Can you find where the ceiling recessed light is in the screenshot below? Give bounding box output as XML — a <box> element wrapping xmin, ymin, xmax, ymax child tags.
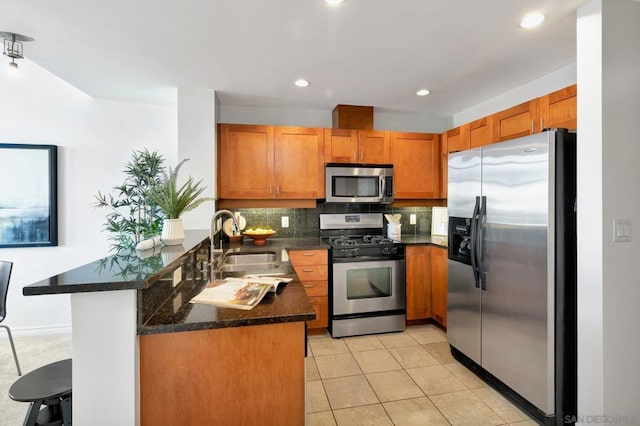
<box><xmin>520</xmin><ymin>12</ymin><xmax>545</xmax><ymax>29</ymax></box>
<box><xmin>295</xmin><ymin>79</ymin><xmax>310</xmax><ymax>88</ymax></box>
<box><xmin>323</xmin><ymin>0</ymin><xmax>345</xmax><ymax>7</ymax></box>
<box><xmin>416</xmin><ymin>89</ymin><xmax>430</xmax><ymax>96</ymax></box>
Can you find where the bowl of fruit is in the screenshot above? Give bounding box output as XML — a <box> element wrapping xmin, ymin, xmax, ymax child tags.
<box><xmin>242</xmin><ymin>227</ymin><xmax>277</xmax><ymax>246</ymax></box>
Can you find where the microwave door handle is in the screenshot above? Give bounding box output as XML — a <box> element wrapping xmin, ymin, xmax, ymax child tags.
<box><xmin>380</xmin><ymin>176</ymin><xmax>385</xmax><ymax>201</ymax></box>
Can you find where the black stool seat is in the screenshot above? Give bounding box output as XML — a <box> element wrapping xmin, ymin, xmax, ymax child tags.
<box><xmin>9</xmin><ymin>359</ymin><xmax>72</xmax><ymax>426</ymax></box>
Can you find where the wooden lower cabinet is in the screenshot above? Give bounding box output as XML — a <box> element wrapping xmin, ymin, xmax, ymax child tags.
<box><xmin>140</xmin><ymin>322</ymin><xmax>306</xmax><ymax>426</ymax></box>
<box><xmin>430</xmin><ymin>246</ymin><xmax>448</xmax><ymax>327</ymax></box>
<box><xmin>406</xmin><ymin>245</ymin><xmax>432</xmax><ymax>320</ymax></box>
<box><xmin>289</xmin><ymin>249</ymin><xmax>329</xmax><ymax>329</ymax></box>
<box><xmin>405</xmin><ymin>245</ymin><xmax>448</xmax><ymax>327</ymax></box>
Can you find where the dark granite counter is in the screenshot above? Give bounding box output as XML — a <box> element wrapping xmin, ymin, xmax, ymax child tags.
<box><xmin>23</xmin><ymin>230</ymin><xmax>211</xmax><ymax>296</ymax></box>
<box><xmin>138</xmin><ymin>236</ymin><xmax>324</xmax><ymax>335</ymax></box>
<box><xmin>399</xmin><ymin>234</ymin><xmax>448</xmax><ymax>248</ymax></box>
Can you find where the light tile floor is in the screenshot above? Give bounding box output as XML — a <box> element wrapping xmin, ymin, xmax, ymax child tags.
<box><xmin>306</xmin><ymin>324</ymin><xmax>539</xmax><ymax>426</ymax></box>
<box><xmin>1</xmin><ymin>326</ymin><xmax>540</xmax><ymax>425</ymax></box>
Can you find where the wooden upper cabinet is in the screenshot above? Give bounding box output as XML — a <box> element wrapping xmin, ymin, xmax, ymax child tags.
<box><xmin>445</xmin><ymin>125</ymin><xmax>470</xmax><ymax>153</ymax></box>
<box><xmin>219</xmin><ymin>124</ymin><xmax>324</xmax><ymax>200</ymax></box>
<box><xmin>539</xmin><ymin>84</ymin><xmax>577</xmax><ymax>131</ymax></box>
<box><xmin>274</xmin><ymin>127</ymin><xmax>325</xmax><ymax>199</ymax></box>
<box><xmin>358</xmin><ymin>130</ymin><xmax>390</xmax><ymax>164</ymax></box>
<box><xmin>218</xmin><ymin>124</ymin><xmax>274</xmax><ymax>199</ymax></box>
<box><xmin>492</xmin><ymin>99</ymin><xmax>540</xmax><ymax>143</ymax></box>
<box><xmin>325</xmin><ymin>129</ymin><xmax>390</xmax><ymax>164</ymax></box>
<box><xmin>325</xmin><ymin>129</ymin><xmax>358</xmax><ymax>163</ymax></box>
<box><xmin>469</xmin><ymin>117</ymin><xmax>493</xmax><ymax>148</ymax></box>
<box><xmin>391</xmin><ymin>132</ymin><xmax>441</xmax><ymax>199</ymax></box>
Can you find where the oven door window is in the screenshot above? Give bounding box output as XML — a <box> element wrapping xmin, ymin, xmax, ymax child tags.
<box><xmin>346</xmin><ymin>267</ymin><xmax>392</xmax><ymax>299</ymax></box>
<box><xmin>332</xmin><ymin>176</ymin><xmax>379</xmax><ymax>198</ymax></box>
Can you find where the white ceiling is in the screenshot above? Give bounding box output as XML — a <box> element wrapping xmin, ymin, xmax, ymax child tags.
<box><xmin>2</xmin><ymin>0</ymin><xmax>587</xmax><ymax>117</ymax></box>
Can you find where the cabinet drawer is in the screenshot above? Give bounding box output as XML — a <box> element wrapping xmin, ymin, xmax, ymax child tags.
<box><xmin>307</xmin><ymin>296</ymin><xmax>328</xmax><ymax>329</ymax></box>
<box><xmin>301</xmin><ymin>280</ymin><xmax>328</xmax><ymax>297</ymax></box>
<box><xmin>293</xmin><ymin>265</ymin><xmax>328</xmax><ymax>282</ymax></box>
<box><xmin>288</xmin><ymin>250</ymin><xmax>328</xmax><ymax>266</ymax></box>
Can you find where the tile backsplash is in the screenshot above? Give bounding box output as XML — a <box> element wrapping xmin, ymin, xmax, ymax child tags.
<box><xmin>234</xmin><ymin>204</ymin><xmax>432</xmax><ymax>238</ymax></box>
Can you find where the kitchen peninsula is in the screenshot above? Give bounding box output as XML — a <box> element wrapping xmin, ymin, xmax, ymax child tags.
<box><xmin>24</xmin><ymin>230</ymin><xmax>317</xmax><ymax>425</ymax></box>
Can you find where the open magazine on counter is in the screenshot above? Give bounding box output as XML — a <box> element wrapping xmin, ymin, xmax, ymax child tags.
<box><xmin>191</xmin><ymin>276</ymin><xmax>293</xmax><ymax>310</ymax></box>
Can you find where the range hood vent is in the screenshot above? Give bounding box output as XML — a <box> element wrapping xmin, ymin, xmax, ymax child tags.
<box><xmin>332</xmin><ymin>105</ymin><xmax>373</xmax><ymax>130</ymax></box>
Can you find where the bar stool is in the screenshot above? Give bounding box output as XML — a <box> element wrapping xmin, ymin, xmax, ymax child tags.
<box><xmin>9</xmin><ymin>358</ymin><xmax>72</xmax><ymax>426</ymax></box>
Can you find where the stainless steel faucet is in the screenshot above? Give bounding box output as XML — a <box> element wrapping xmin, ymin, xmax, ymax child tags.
<box><xmin>210</xmin><ymin>209</ymin><xmax>240</xmax><ymax>255</ymax></box>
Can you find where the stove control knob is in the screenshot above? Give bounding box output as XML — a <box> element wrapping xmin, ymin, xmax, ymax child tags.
<box><xmin>382</xmin><ymin>247</ymin><xmax>391</xmax><ymax>255</ymax></box>
<box><xmin>390</xmin><ymin>246</ymin><xmax>398</xmax><ymax>254</ymax></box>
<box><xmin>351</xmin><ymin>248</ymin><xmax>358</xmax><ymax>257</ymax></box>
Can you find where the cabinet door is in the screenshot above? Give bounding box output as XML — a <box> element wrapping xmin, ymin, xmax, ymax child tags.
<box><xmin>406</xmin><ymin>245</ymin><xmax>432</xmax><ymax>320</ymax></box>
<box><xmin>274</xmin><ymin>127</ymin><xmax>325</xmax><ymax>199</ymax></box>
<box><xmin>391</xmin><ymin>132</ymin><xmax>441</xmax><ymax>199</ymax></box>
<box><xmin>325</xmin><ymin>129</ymin><xmax>358</xmax><ymax>163</ymax></box>
<box><xmin>358</xmin><ymin>130</ymin><xmax>390</xmax><ymax>164</ymax></box>
<box><xmin>445</xmin><ymin>125</ymin><xmax>470</xmax><ymax>153</ymax></box>
<box><xmin>469</xmin><ymin>117</ymin><xmax>493</xmax><ymax>148</ymax></box>
<box><xmin>539</xmin><ymin>84</ymin><xmax>577</xmax><ymax>131</ymax></box>
<box><xmin>218</xmin><ymin>124</ymin><xmax>274</xmax><ymax>199</ymax></box>
<box><xmin>431</xmin><ymin>247</ymin><xmax>448</xmax><ymax>327</ymax></box>
<box><xmin>492</xmin><ymin>100</ymin><xmax>540</xmax><ymax>143</ymax></box>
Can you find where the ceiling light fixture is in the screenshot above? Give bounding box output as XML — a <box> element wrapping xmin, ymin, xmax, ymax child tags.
<box><xmin>295</xmin><ymin>79</ymin><xmax>310</xmax><ymax>88</ymax></box>
<box><xmin>323</xmin><ymin>0</ymin><xmax>345</xmax><ymax>7</ymax></box>
<box><xmin>1</xmin><ymin>31</ymin><xmax>34</xmax><ymax>70</ymax></box>
<box><xmin>416</xmin><ymin>89</ymin><xmax>430</xmax><ymax>96</ymax></box>
<box><xmin>520</xmin><ymin>12</ymin><xmax>545</xmax><ymax>29</ymax></box>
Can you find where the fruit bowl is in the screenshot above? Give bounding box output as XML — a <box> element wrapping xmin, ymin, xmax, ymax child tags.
<box><xmin>242</xmin><ymin>228</ymin><xmax>276</xmax><ymax>246</ymax></box>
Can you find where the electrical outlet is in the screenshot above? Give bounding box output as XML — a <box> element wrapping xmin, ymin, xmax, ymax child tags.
<box><xmin>281</xmin><ymin>249</ymin><xmax>289</xmax><ymax>262</ymax></box>
<box><xmin>281</xmin><ymin>216</ymin><xmax>289</xmax><ymax>228</ymax></box>
<box><xmin>172</xmin><ymin>266</ymin><xmax>182</xmax><ymax>287</ymax></box>
<box><xmin>410</xmin><ymin>214</ymin><xmax>417</xmax><ymax>225</ymax></box>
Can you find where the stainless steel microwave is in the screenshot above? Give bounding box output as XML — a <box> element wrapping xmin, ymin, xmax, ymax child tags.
<box><xmin>325</xmin><ymin>163</ymin><xmax>394</xmax><ymax>204</ymax></box>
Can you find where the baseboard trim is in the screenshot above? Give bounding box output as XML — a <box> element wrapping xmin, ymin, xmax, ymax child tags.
<box><xmin>0</xmin><ymin>325</ymin><xmax>72</xmax><ymax>338</ymax></box>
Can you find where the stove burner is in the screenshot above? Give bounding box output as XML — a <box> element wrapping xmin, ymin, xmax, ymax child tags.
<box><xmin>363</xmin><ymin>235</ymin><xmax>395</xmax><ymax>244</ymax></box>
<box><xmin>330</xmin><ymin>236</ymin><xmax>357</xmax><ymax>246</ymax></box>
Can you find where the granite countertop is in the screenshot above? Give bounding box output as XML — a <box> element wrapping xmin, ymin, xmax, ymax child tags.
<box><xmin>399</xmin><ymin>234</ymin><xmax>448</xmax><ymax>248</ymax></box>
<box><xmin>23</xmin><ymin>230</ymin><xmax>211</xmax><ymax>296</ymax></box>
<box><xmin>138</xmin><ymin>236</ymin><xmax>327</xmax><ymax>335</ymax></box>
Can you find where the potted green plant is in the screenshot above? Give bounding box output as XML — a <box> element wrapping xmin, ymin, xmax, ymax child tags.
<box><xmin>147</xmin><ymin>158</ymin><xmax>213</xmax><ymax>245</ymax></box>
<box><xmin>94</xmin><ymin>149</ymin><xmax>166</xmax><ymax>251</ymax></box>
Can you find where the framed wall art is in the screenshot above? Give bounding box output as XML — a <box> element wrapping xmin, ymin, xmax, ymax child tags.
<box><xmin>0</xmin><ymin>144</ymin><xmax>58</xmax><ymax>247</ymax></box>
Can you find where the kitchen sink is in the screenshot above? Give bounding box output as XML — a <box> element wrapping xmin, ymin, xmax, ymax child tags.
<box><xmin>218</xmin><ymin>251</ymin><xmax>279</xmax><ymax>272</ymax></box>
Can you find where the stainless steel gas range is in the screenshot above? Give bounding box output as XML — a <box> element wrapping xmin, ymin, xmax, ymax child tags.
<box><xmin>320</xmin><ymin>213</ymin><xmax>406</xmax><ymax>338</ymax></box>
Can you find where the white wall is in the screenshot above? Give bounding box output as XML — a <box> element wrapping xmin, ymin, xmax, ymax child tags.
<box><xmin>452</xmin><ymin>64</ymin><xmax>577</xmax><ymax>127</ymax></box>
<box><xmin>220</xmin><ymin>104</ymin><xmax>450</xmax><ymax>133</ymax></box>
<box><xmin>0</xmin><ymin>60</ymin><xmax>176</xmax><ymax>335</ymax></box>
<box><xmin>601</xmin><ymin>0</ymin><xmax>640</xmax><ymax>419</ymax></box>
<box><xmin>577</xmin><ymin>0</ymin><xmax>640</xmax><ymax>421</ymax></box>
<box><xmin>177</xmin><ymin>88</ymin><xmax>217</xmax><ymax>230</ymax></box>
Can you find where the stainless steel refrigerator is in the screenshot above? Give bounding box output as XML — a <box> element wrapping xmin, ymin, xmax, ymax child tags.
<box><xmin>447</xmin><ymin>129</ymin><xmax>577</xmax><ymax>425</ymax></box>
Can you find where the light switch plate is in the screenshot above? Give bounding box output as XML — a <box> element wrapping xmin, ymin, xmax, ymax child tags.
<box><xmin>281</xmin><ymin>249</ymin><xmax>289</xmax><ymax>262</ymax></box>
<box><xmin>410</xmin><ymin>214</ymin><xmax>416</xmax><ymax>225</ymax></box>
<box><xmin>613</xmin><ymin>218</ymin><xmax>632</xmax><ymax>242</ymax></box>
<box><xmin>281</xmin><ymin>216</ymin><xmax>289</xmax><ymax>228</ymax></box>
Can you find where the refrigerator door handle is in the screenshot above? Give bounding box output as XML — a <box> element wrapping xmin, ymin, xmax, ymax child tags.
<box><xmin>470</xmin><ymin>196</ymin><xmax>481</xmax><ymax>288</ymax></box>
<box><xmin>477</xmin><ymin>196</ymin><xmax>487</xmax><ymax>290</ymax></box>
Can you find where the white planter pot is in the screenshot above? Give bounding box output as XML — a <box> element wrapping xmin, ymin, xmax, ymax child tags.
<box><xmin>161</xmin><ymin>218</ymin><xmax>185</xmax><ymax>246</ymax></box>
